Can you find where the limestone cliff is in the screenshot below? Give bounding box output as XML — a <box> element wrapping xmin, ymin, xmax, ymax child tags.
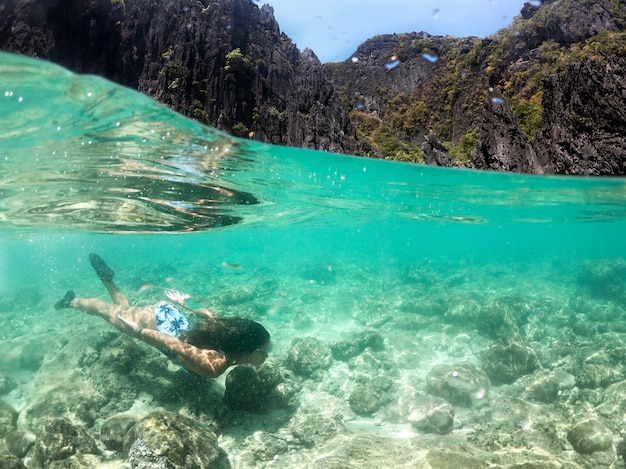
<box><xmin>328</xmin><ymin>0</ymin><xmax>626</xmax><ymax>175</ymax></box>
<box><xmin>2</xmin><ymin>0</ymin><xmax>626</xmax><ymax>174</ymax></box>
<box><xmin>0</xmin><ymin>0</ymin><xmax>358</xmax><ymax>154</ymax></box>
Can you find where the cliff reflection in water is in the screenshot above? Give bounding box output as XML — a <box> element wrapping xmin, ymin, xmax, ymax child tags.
<box><xmin>0</xmin><ymin>52</ymin><xmax>259</xmax><ymax>233</ymax></box>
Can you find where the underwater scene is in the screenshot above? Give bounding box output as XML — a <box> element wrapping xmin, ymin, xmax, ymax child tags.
<box><xmin>1</xmin><ymin>51</ymin><xmax>626</xmax><ymax>468</ymax></box>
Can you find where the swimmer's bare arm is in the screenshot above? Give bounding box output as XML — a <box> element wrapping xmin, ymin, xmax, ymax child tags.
<box><xmin>165</xmin><ymin>289</ymin><xmax>218</xmax><ymax>321</ymax></box>
<box><xmin>183</xmin><ymin>306</ymin><xmax>218</xmax><ymax>321</ymax></box>
<box><xmin>117</xmin><ymin>315</ymin><xmax>228</xmax><ymax>378</ymax></box>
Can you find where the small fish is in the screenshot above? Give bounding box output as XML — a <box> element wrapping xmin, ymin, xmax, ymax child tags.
<box><xmin>221</xmin><ymin>262</ymin><xmax>243</xmax><ymax>270</ymax></box>
<box><xmin>136</xmin><ymin>284</ymin><xmax>152</xmax><ymax>294</ymax></box>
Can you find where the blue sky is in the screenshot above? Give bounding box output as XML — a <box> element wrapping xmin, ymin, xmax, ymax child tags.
<box><xmin>261</xmin><ymin>0</ymin><xmax>531</xmax><ymax>63</ymax></box>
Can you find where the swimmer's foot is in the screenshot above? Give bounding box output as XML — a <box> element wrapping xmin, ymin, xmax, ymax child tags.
<box><xmin>54</xmin><ymin>290</ymin><xmax>75</xmax><ymax>309</ymax></box>
<box><xmin>89</xmin><ymin>253</ymin><xmax>114</xmax><ymax>282</ymax></box>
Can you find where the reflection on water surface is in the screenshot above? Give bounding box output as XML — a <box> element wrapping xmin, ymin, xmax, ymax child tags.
<box><xmin>0</xmin><ymin>52</ymin><xmax>259</xmax><ymax>232</ymax></box>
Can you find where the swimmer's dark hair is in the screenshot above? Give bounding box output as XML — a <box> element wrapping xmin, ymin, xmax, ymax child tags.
<box><xmin>181</xmin><ymin>317</ymin><xmax>269</xmax><ymax>357</ymax></box>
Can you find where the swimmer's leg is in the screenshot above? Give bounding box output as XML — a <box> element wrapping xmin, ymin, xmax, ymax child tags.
<box><xmin>89</xmin><ymin>253</ymin><xmax>129</xmax><ymax>306</ymax></box>
<box><xmin>55</xmin><ymin>292</ymin><xmax>155</xmax><ymax>332</ymax></box>
<box><xmin>55</xmin><ymin>294</ymin><xmax>115</xmax><ymax>317</ymax></box>
<box><xmin>59</xmin><ymin>295</ymin><xmax>129</xmax><ymax>327</ymax></box>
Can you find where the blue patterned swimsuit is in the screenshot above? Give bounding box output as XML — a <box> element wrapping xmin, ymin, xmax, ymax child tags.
<box><xmin>154</xmin><ymin>303</ymin><xmax>191</xmax><ymax>371</ymax></box>
<box><xmin>155</xmin><ymin>303</ymin><xmax>190</xmax><ymax>338</ymax></box>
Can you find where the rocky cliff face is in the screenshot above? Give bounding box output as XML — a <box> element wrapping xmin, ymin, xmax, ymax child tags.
<box><xmin>474</xmin><ymin>54</ymin><xmax>626</xmax><ymax>175</ymax></box>
<box><xmin>2</xmin><ymin>0</ymin><xmax>625</xmax><ymax>174</ymax></box>
<box><xmin>0</xmin><ymin>0</ymin><xmax>358</xmax><ymax>154</ymax></box>
<box><xmin>329</xmin><ymin>0</ymin><xmax>626</xmax><ymax>175</ymax></box>
<box><xmin>534</xmin><ymin>57</ymin><xmax>626</xmax><ymax>175</ymax></box>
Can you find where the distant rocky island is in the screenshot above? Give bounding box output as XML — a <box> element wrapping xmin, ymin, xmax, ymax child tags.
<box><xmin>1</xmin><ymin>0</ymin><xmax>625</xmax><ymax>175</ymax></box>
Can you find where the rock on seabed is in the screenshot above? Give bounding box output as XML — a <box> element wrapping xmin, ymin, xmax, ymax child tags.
<box><xmin>567</xmin><ymin>417</ymin><xmax>613</xmax><ymax>455</ymax></box>
<box><xmin>123</xmin><ymin>411</ymin><xmax>221</xmax><ymax>469</ymax></box>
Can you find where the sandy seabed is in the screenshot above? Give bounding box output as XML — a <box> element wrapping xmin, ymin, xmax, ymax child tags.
<box><xmin>1</xmin><ymin>256</ymin><xmax>626</xmax><ymax>468</ymax></box>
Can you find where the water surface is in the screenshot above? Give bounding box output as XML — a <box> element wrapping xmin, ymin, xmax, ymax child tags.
<box><xmin>1</xmin><ymin>51</ymin><xmax>626</xmax><ymax>467</ymax></box>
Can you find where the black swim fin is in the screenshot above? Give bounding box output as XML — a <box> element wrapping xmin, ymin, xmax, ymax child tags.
<box><xmin>89</xmin><ymin>253</ymin><xmax>114</xmax><ymax>282</ymax></box>
<box><xmin>54</xmin><ymin>290</ymin><xmax>75</xmax><ymax>309</ymax></box>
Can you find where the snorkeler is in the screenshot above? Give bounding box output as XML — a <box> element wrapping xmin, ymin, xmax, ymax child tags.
<box><xmin>54</xmin><ymin>254</ymin><xmax>269</xmax><ymax>378</ymax></box>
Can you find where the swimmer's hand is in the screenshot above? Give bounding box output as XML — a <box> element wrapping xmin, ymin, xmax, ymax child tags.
<box><xmin>165</xmin><ymin>288</ymin><xmax>191</xmax><ymax>307</ymax></box>
<box><xmin>193</xmin><ymin>307</ymin><xmax>219</xmax><ymax>321</ymax></box>
<box><xmin>165</xmin><ymin>288</ymin><xmax>218</xmax><ymax>320</ymax></box>
<box><xmin>116</xmin><ymin>314</ymin><xmax>142</xmax><ymax>335</ymax></box>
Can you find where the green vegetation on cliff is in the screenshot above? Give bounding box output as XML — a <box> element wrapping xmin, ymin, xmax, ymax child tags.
<box><xmin>327</xmin><ymin>0</ymin><xmax>626</xmax><ymax>166</ymax></box>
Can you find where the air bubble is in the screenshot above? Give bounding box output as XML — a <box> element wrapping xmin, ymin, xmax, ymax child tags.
<box><xmin>528</xmin><ymin>0</ymin><xmax>542</xmax><ymax>6</ymax></box>
<box><xmin>488</xmin><ymin>87</ymin><xmax>505</xmax><ymax>104</ymax></box>
<box><xmin>351</xmin><ymin>56</ymin><xmax>359</xmax><ymax>63</ymax></box>
<box><xmin>421</xmin><ymin>52</ymin><xmax>439</xmax><ymax>63</ymax></box>
<box><xmin>385</xmin><ymin>58</ymin><xmax>401</xmax><ymax>70</ymax></box>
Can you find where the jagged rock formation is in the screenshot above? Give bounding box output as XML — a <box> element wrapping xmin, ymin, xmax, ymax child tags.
<box><xmin>327</xmin><ymin>33</ymin><xmax>487</xmax><ymax>163</ymax></box>
<box><xmin>0</xmin><ymin>0</ymin><xmax>358</xmax><ymax>154</ymax></box>
<box><xmin>421</xmin><ymin>132</ymin><xmax>459</xmax><ymax>168</ymax></box>
<box><xmin>329</xmin><ymin>0</ymin><xmax>626</xmax><ymax>174</ymax></box>
<box><xmin>470</xmin><ymin>89</ymin><xmax>546</xmax><ymax>173</ymax></box>
<box><xmin>534</xmin><ymin>57</ymin><xmax>626</xmax><ymax>174</ymax></box>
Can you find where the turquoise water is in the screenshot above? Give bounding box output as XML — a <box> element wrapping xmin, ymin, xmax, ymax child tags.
<box><xmin>2</xmin><ymin>51</ymin><xmax>626</xmax><ymax>466</ymax></box>
<box><xmin>1</xmin><ymin>52</ymin><xmax>624</xmax><ymax>296</ymax></box>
